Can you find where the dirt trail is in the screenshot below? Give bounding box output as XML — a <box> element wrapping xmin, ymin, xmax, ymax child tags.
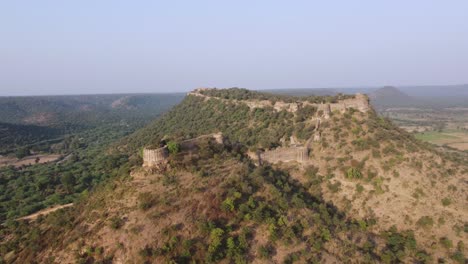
<box><xmin>0</xmin><ymin>154</ymin><xmax>62</xmax><ymax>168</ymax></box>
<box><xmin>18</xmin><ymin>203</ymin><xmax>74</xmax><ymax>221</ymax></box>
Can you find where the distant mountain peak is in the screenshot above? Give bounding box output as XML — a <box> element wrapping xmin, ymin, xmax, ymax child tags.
<box><xmin>369</xmin><ymin>86</ymin><xmax>415</xmax><ymax>109</ymax></box>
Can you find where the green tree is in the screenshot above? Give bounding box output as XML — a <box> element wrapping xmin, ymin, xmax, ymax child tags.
<box><xmin>15</xmin><ymin>147</ymin><xmax>30</xmax><ymax>159</ymax></box>
<box><xmin>167</xmin><ymin>141</ymin><xmax>180</xmax><ymax>154</ymax></box>
<box><xmin>61</xmin><ymin>172</ymin><xmax>76</xmax><ymax>193</ymax></box>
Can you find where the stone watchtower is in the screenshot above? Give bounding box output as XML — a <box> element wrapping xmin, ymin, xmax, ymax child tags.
<box><xmin>143</xmin><ymin>146</ymin><xmax>169</xmax><ymax>167</ymax></box>
<box><xmin>212</xmin><ymin>132</ymin><xmax>224</xmax><ymax>144</ymax></box>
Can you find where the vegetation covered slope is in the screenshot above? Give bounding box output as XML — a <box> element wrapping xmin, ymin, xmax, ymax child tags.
<box><xmin>0</xmin><ymin>94</ymin><xmax>184</xmax><ymax>126</ymax></box>
<box><xmin>120</xmin><ymin>88</ymin><xmax>354</xmax><ymax>151</ymax></box>
<box><xmin>0</xmin><ymin>122</ymin><xmax>62</xmax><ymax>152</ymax></box>
<box><xmin>0</xmin><ymin>94</ymin><xmax>183</xmax><ymax>222</ymax></box>
<box><xmin>121</xmin><ymin>88</ymin><xmax>467</xmax><ymax>261</ymax></box>
<box><xmin>1</xmin><ymin>88</ymin><xmax>466</xmax><ymax>263</ymax></box>
<box><xmin>1</xmin><ymin>140</ymin><xmax>434</xmax><ymax>263</ymax></box>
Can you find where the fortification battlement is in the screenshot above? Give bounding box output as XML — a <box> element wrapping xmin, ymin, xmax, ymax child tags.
<box><xmin>142</xmin><ymin>132</ymin><xmax>224</xmax><ymax>168</ymax></box>
<box><xmin>188</xmin><ymin>88</ymin><xmax>370</xmax><ymax>114</ymax></box>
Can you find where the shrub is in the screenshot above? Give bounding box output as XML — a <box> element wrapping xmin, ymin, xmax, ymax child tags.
<box><xmin>451</xmin><ymin>251</ymin><xmax>465</xmax><ymax>263</ymax></box>
<box><xmin>207</xmin><ymin>228</ymin><xmax>225</xmax><ymax>260</ymax></box>
<box><xmin>416</xmin><ymin>216</ymin><xmax>434</xmax><ymax>229</ymax></box>
<box><xmin>439</xmin><ymin>237</ymin><xmax>453</xmax><ymax>249</ymax></box>
<box><xmin>139</xmin><ymin>245</ymin><xmax>154</xmax><ymax>257</ymax></box>
<box><xmin>327</xmin><ymin>181</ymin><xmax>341</xmax><ymax>193</ymax></box>
<box><xmin>109</xmin><ymin>216</ymin><xmax>124</xmax><ymax>229</ymax></box>
<box><xmin>258</xmin><ymin>244</ymin><xmax>273</xmax><ymax>259</ymax></box>
<box><xmin>162</xmin><ymin>173</ymin><xmax>178</xmax><ymax>186</ymax></box>
<box><xmin>221</xmin><ymin>198</ymin><xmax>235</xmax><ymax>212</ymax></box>
<box><xmin>15</xmin><ymin>147</ymin><xmax>30</xmax><ymax>159</ymax></box>
<box><xmin>356</xmin><ymin>184</ymin><xmax>364</xmax><ymax>194</ymax></box>
<box><xmin>441</xmin><ymin>197</ymin><xmax>452</xmax><ymax>206</ymax></box>
<box><xmin>167</xmin><ymin>141</ymin><xmax>180</xmax><ymax>154</ymax></box>
<box><xmin>138</xmin><ymin>192</ymin><xmax>158</xmax><ymax>210</ymax></box>
<box><xmin>346</xmin><ymin>167</ymin><xmax>363</xmax><ymax>179</ymax></box>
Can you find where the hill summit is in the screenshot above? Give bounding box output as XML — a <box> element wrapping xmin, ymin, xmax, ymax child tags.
<box><xmin>369</xmin><ymin>86</ymin><xmax>416</xmax><ymax>110</ymax></box>
<box><xmin>2</xmin><ymin>88</ymin><xmax>466</xmax><ymax>263</ymax></box>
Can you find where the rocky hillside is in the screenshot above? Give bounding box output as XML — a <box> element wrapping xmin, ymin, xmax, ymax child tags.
<box><xmin>2</xmin><ymin>88</ymin><xmax>466</xmax><ymax>263</ymax></box>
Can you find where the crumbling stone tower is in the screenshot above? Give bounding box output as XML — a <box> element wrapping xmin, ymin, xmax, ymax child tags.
<box><xmin>143</xmin><ymin>146</ymin><xmax>169</xmax><ymax>167</ymax></box>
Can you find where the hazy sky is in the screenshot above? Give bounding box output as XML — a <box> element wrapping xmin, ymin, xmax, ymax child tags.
<box><xmin>1</xmin><ymin>1</ymin><xmax>467</xmax><ymax>95</ymax></box>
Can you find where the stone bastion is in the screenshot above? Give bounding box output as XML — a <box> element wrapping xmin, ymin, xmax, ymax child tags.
<box><xmin>142</xmin><ymin>132</ymin><xmax>224</xmax><ymax>168</ymax></box>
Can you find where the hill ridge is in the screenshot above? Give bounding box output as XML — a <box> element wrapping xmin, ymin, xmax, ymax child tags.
<box><xmin>3</xmin><ymin>88</ymin><xmax>466</xmax><ymax>263</ymax></box>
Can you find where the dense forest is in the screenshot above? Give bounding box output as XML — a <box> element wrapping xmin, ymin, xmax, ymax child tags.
<box><xmin>0</xmin><ymin>123</ymin><xmax>137</xmax><ymax>222</ymax></box>
<box><xmin>0</xmin><ymin>93</ymin><xmax>184</xmax><ymax>222</ymax></box>
<box><xmin>0</xmin><ymin>93</ymin><xmax>184</xmax><ymax>152</ymax></box>
<box><xmin>0</xmin><ymin>122</ymin><xmax>62</xmax><ymax>153</ymax></box>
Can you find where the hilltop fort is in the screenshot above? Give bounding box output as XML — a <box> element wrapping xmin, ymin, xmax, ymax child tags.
<box><xmin>143</xmin><ymin>88</ymin><xmax>370</xmax><ymax>167</ymax></box>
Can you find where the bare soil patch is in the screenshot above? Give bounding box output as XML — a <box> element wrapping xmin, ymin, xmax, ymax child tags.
<box><xmin>0</xmin><ymin>154</ymin><xmax>62</xmax><ymax>168</ymax></box>
<box><xmin>18</xmin><ymin>203</ymin><xmax>74</xmax><ymax>221</ymax></box>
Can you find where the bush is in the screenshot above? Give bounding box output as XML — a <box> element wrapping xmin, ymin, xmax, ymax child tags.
<box><xmin>138</xmin><ymin>192</ymin><xmax>157</xmax><ymax>210</ymax></box>
<box><xmin>139</xmin><ymin>245</ymin><xmax>154</xmax><ymax>257</ymax></box>
<box><xmin>416</xmin><ymin>216</ymin><xmax>434</xmax><ymax>229</ymax></box>
<box><xmin>346</xmin><ymin>167</ymin><xmax>363</xmax><ymax>179</ymax></box>
<box><xmin>207</xmin><ymin>228</ymin><xmax>225</xmax><ymax>261</ymax></box>
<box><xmin>162</xmin><ymin>173</ymin><xmax>178</xmax><ymax>186</ymax></box>
<box><xmin>356</xmin><ymin>184</ymin><xmax>364</xmax><ymax>194</ymax></box>
<box><xmin>221</xmin><ymin>198</ymin><xmax>235</xmax><ymax>212</ymax></box>
<box><xmin>327</xmin><ymin>181</ymin><xmax>341</xmax><ymax>193</ymax></box>
<box><xmin>258</xmin><ymin>244</ymin><xmax>273</xmax><ymax>259</ymax></box>
<box><xmin>451</xmin><ymin>251</ymin><xmax>465</xmax><ymax>263</ymax></box>
<box><xmin>441</xmin><ymin>197</ymin><xmax>452</xmax><ymax>206</ymax></box>
<box><xmin>439</xmin><ymin>237</ymin><xmax>453</xmax><ymax>249</ymax></box>
<box><xmin>167</xmin><ymin>141</ymin><xmax>180</xmax><ymax>154</ymax></box>
<box><xmin>109</xmin><ymin>216</ymin><xmax>124</xmax><ymax>229</ymax></box>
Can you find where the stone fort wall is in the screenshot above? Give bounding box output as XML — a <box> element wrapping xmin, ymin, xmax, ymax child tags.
<box><xmin>255</xmin><ymin>146</ymin><xmax>309</xmax><ymax>165</ymax></box>
<box><xmin>189</xmin><ymin>88</ymin><xmax>370</xmax><ymax>115</ymax></box>
<box><xmin>142</xmin><ymin>133</ymin><xmax>224</xmax><ymax>168</ymax></box>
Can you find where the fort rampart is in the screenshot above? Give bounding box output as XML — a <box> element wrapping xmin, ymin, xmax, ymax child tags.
<box><xmin>142</xmin><ymin>132</ymin><xmax>224</xmax><ymax>168</ymax></box>
<box><xmin>259</xmin><ymin>146</ymin><xmax>309</xmax><ymax>164</ymax></box>
<box><xmin>188</xmin><ymin>88</ymin><xmax>370</xmax><ymax>115</ymax></box>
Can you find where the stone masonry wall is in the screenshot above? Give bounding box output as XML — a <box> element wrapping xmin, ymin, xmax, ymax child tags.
<box><xmin>143</xmin><ymin>146</ymin><xmax>168</xmax><ymax>167</ymax></box>
<box><xmin>189</xmin><ymin>89</ymin><xmax>370</xmax><ymax>114</ymax></box>
<box><xmin>143</xmin><ymin>133</ymin><xmax>224</xmax><ymax>168</ymax></box>
<box><xmin>259</xmin><ymin>146</ymin><xmax>308</xmax><ymax>164</ymax></box>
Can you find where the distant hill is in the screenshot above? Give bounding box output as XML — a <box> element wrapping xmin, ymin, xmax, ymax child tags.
<box><xmin>0</xmin><ymin>93</ymin><xmax>184</xmax><ymax>127</ymax></box>
<box><xmin>399</xmin><ymin>84</ymin><xmax>468</xmax><ymax>97</ymax></box>
<box><xmin>263</xmin><ymin>84</ymin><xmax>468</xmax><ymax>108</ymax></box>
<box><xmin>368</xmin><ymin>86</ymin><xmax>417</xmax><ymax>110</ymax></box>
<box><xmin>0</xmin><ymin>93</ymin><xmax>184</xmax><ymax>155</ymax></box>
